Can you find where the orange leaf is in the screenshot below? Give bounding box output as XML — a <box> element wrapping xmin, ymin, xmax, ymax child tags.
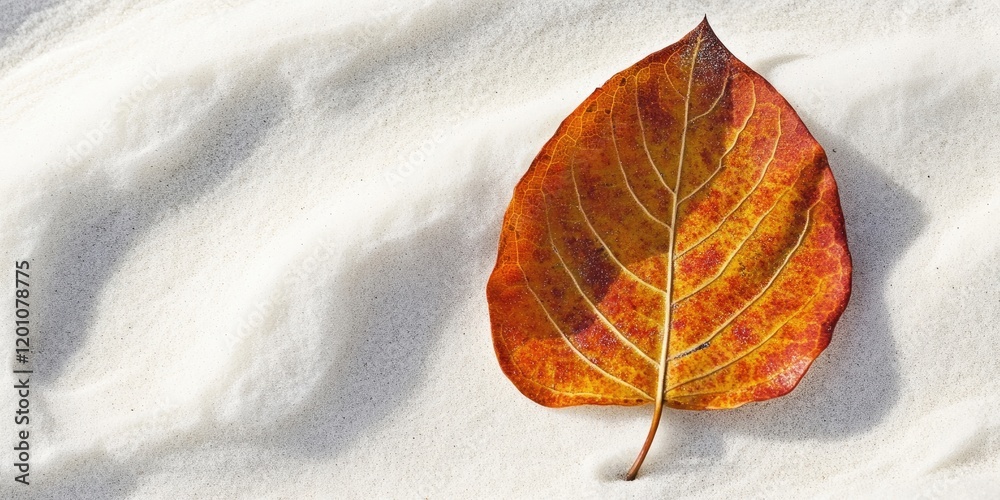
<box><xmin>486</xmin><ymin>18</ymin><xmax>852</xmax><ymax>479</ymax></box>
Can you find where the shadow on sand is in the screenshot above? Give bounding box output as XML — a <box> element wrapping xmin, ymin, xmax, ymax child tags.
<box><xmin>235</xmin><ymin>164</ymin><xmax>501</xmax><ymax>459</ymax></box>
<box><xmin>31</xmin><ymin>74</ymin><xmax>289</xmax><ymax>385</ymax></box>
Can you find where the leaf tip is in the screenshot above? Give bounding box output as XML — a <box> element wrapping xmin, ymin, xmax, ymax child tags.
<box><xmin>696</xmin><ymin>15</ymin><xmax>716</xmax><ymax>38</ymax></box>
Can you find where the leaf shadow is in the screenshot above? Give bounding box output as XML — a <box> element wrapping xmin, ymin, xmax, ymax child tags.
<box><xmin>670</xmin><ymin>125</ymin><xmax>915</xmax><ymax>438</ymax></box>
<box><xmin>563</xmin><ymin>116</ymin><xmax>919</xmax><ymax>475</ymax></box>
<box><xmin>751</xmin><ymin>54</ymin><xmax>809</xmax><ymax>78</ymax></box>
<box><xmin>31</xmin><ymin>74</ymin><xmax>290</xmax><ymax>384</ymax></box>
<box><xmin>542</xmin><ymin>41</ymin><xmax>918</xmax><ymax>475</ymax></box>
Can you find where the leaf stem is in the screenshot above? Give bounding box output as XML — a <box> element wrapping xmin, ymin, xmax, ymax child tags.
<box><xmin>625</xmin><ymin>400</ymin><xmax>663</xmax><ymax>480</ymax></box>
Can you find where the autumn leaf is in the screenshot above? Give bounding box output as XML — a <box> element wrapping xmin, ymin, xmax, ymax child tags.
<box><xmin>485</xmin><ymin>18</ymin><xmax>852</xmax><ymax>480</ymax></box>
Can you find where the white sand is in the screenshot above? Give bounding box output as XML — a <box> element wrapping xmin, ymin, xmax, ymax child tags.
<box><xmin>1</xmin><ymin>0</ymin><xmax>999</xmax><ymax>497</ymax></box>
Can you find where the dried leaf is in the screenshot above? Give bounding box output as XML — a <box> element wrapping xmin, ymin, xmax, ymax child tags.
<box><xmin>486</xmin><ymin>18</ymin><xmax>852</xmax><ymax>479</ymax></box>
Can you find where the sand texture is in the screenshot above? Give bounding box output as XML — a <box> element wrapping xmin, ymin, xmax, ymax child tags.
<box><xmin>1</xmin><ymin>1</ymin><xmax>998</xmax><ymax>498</ymax></box>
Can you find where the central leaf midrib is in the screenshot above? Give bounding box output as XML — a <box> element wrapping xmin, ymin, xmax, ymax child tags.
<box><xmin>658</xmin><ymin>33</ymin><xmax>704</xmax><ymax>402</ymax></box>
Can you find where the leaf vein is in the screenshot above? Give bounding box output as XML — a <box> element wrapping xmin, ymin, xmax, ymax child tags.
<box><xmin>610</xmin><ymin>99</ymin><xmax>673</xmax><ymax>229</ymax></box>
<box><xmin>678</xmin><ymin>81</ymin><xmax>757</xmax><ymax>205</ymax></box>
<box><xmin>519</xmin><ymin>266</ymin><xmax>653</xmax><ymax>399</ymax></box>
<box><xmin>670</xmin><ymin>200</ymin><xmax>818</xmax><ymax>360</ymax></box>
<box><xmin>635</xmin><ymin>89</ymin><xmax>676</xmax><ymax>197</ymax></box>
<box><xmin>673</xmin><ymin>158</ymin><xmax>802</xmax><ymax>304</ymax></box>
<box><xmin>547</xmin><ymin>236</ymin><xmax>659</xmax><ymax>367</ymax></box>
<box><xmin>676</xmin><ymin>108</ymin><xmax>782</xmax><ymax>258</ymax></box>
<box><xmin>570</xmin><ymin>159</ymin><xmax>667</xmax><ymax>296</ymax></box>
<box><xmin>668</xmin><ymin>286</ymin><xmax>821</xmax><ymax>392</ymax></box>
<box><xmin>510</xmin><ymin>193</ymin><xmax>653</xmax><ymax>401</ymax></box>
<box><xmin>687</xmin><ymin>67</ymin><xmax>730</xmax><ymax>124</ymax></box>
